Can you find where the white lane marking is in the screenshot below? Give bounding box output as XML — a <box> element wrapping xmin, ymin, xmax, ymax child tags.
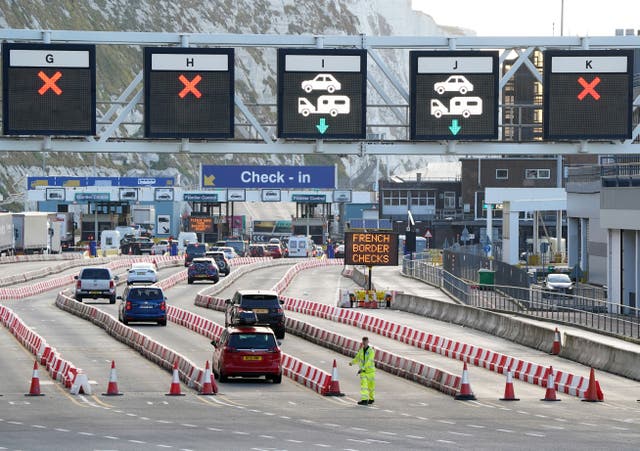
<box><xmin>259</xmin><ymin>435</ymin><xmax>275</xmax><ymax>439</ymax></box>
<box><xmin>249</xmin><ymin>409</ymin><xmax>261</xmax><ymax>413</ymax></box>
<box><xmin>55</xmin><ymin>428</ymin><xmax>70</xmax><ymax>432</ymax></box>
<box><xmin>611</xmin><ymin>426</ymin><xmax>629</xmax><ymax>431</ymax></box>
<box><xmin>314</xmin><ymin>445</ymin><xmax>331</xmax><ymax>448</ymax></box>
<box><xmin>417</xmin><ymin>416</ymin><xmax>429</xmax><ymax>421</ymax></box>
<box><xmin>516</xmin><ymin>411</ymin><xmax>529</xmax><ymax>415</ymax></box>
<box><xmin>181</xmin><ymin>424</ymin><xmax>197</xmax><ymax>428</ymax></box>
<box><xmin>525</xmin><ymin>433</ymin><xmax>546</xmax><ymax>437</ymax></box>
<box><xmin>406</xmin><ymin>435</ymin><xmax>425</xmax><ymax>439</ymax></box>
<box><xmin>467</xmin><ymin>425</ymin><xmax>485</xmax><ymax>429</ymax></box>
<box><xmin>379</xmin><ymin>431</ymin><xmax>397</xmax><ymax>436</ymax></box>
<box><xmin>263</xmin><ymin>412</ymin><xmax>275</xmax><ymax>416</ymax></box>
<box><xmin>496</xmin><ymin>429</ymin><xmax>514</xmax><ymax>433</ymax></box>
<box><xmin>157</xmin><ymin>420</ymin><xmax>173</xmax><ymax>424</ymax></box>
<box><xmin>280</xmin><ymin>416</ymin><xmax>290</xmax><ymax>420</ymax></box>
<box><xmin>351</xmin><ymin>427</ymin><xmax>368</xmax><ymax>431</ymax></box>
<box><xmin>127</xmin><ymin>413</ymin><xmax>138</xmax><ymax>417</ymax></box>
<box><xmin>140</xmin><ymin>417</ymin><xmax>151</xmax><ymax>421</ymax></box>
<box><xmin>104</xmin><ymin>435</ymin><xmax>119</xmax><ymax>439</ymax></box>
<box><xmin>114</xmin><ymin>410</ymin><xmax>124</xmax><ymax>413</ymax></box>
<box><xmin>288</xmin><ymin>401</ymin><xmax>296</xmax><ymax>405</ymax></box>
<box><xmin>157</xmin><ymin>445</ymin><xmax>172</xmax><ymax>448</ymax></box>
<box><xmin>347</xmin><ymin>439</ymin><xmax>369</xmax><ymax>444</ymax></box>
<box><xmin>233</xmin><ymin>431</ymin><xmax>250</xmax><ymax>435</ymax></box>
<box><xmin>78</xmin><ymin>432</ymin><xmax>94</xmax><ymax>436</ymax></box>
<box><xmin>438</xmin><ymin>420</ymin><xmax>456</xmax><ymax>425</ymax></box>
<box><xmin>437</xmin><ymin>440</ymin><xmax>456</xmax><ymax>444</ymax></box>
<box><xmin>535</xmin><ymin>414</ymin><xmax>548</xmax><ymax>418</ymax></box>
<box><xmin>367</xmin><ymin>439</ymin><xmax>390</xmax><ymax>444</ymax></box>
<box><xmin>300</xmin><ymin>419</ymin><xmax>315</xmax><ymax>424</ymax></box>
<box><xmin>32</xmin><ymin>425</ymin><xmax>47</xmax><ymax>429</ymax></box>
<box><xmin>401</xmin><ymin>413</ymin><xmax>411</xmax><ymax>417</ymax></box>
<box><xmin>555</xmin><ymin>418</ymin><xmax>568</xmax><ymax>422</ymax></box>
<box><xmin>383</xmin><ymin>409</ymin><xmax>394</xmax><ymax>413</ymax></box>
<box><xmin>208</xmin><ymin>427</ymin><xmax>223</xmax><ymax>432</ymax></box>
<box><xmin>129</xmin><ymin>440</ymin><xmax>147</xmax><ymax>444</ymax></box>
<box><xmin>287</xmin><ymin>439</ymin><xmax>303</xmax><ymax>443</ymax></box>
<box><xmin>7</xmin><ymin>421</ymin><xmax>23</xmax><ymax>425</ymax></box>
<box><xmin>580</xmin><ymin>422</ymin><xmax>597</xmax><ymax>427</ymax></box>
<box><xmin>449</xmin><ymin>431</ymin><xmax>472</xmax><ymax>437</ymax></box>
<box><xmin>324</xmin><ymin>423</ymin><xmax>340</xmax><ymax>428</ymax></box>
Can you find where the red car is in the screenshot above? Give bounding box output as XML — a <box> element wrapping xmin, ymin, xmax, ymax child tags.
<box><xmin>266</xmin><ymin>244</ymin><xmax>283</xmax><ymax>258</ymax></box>
<box><xmin>212</xmin><ymin>325</ymin><xmax>282</xmax><ymax>383</ymax></box>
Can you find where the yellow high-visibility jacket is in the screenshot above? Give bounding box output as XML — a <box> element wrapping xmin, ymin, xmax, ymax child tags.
<box><xmin>351</xmin><ymin>346</ymin><xmax>375</xmax><ymax>373</ymax></box>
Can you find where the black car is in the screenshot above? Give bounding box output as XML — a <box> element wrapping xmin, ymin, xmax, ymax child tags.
<box><xmin>205</xmin><ymin>250</ymin><xmax>231</xmax><ymax>276</ymax></box>
<box><xmin>184</xmin><ymin>242</ymin><xmax>208</xmax><ymax>267</ymax></box>
<box><xmin>120</xmin><ymin>236</ymin><xmax>154</xmax><ymax>255</ymax></box>
<box><xmin>225</xmin><ymin>290</ymin><xmax>285</xmax><ymax>339</ymax></box>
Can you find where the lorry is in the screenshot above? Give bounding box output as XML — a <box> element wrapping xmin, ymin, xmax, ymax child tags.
<box><xmin>0</xmin><ymin>212</ymin><xmax>15</xmax><ymax>255</ymax></box>
<box><xmin>131</xmin><ymin>205</ymin><xmax>156</xmax><ymax>236</ymax></box>
<box><xmin>12</xmin><ymin>212</ymin><xmax>52</xmax><ymax>254</ymax></box>
<box><xmin>54</xmin><ymin>212</ymin><xmax>75</xmax><ymax>250</ymax></box>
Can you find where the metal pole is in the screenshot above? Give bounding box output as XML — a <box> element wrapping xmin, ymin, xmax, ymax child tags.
<box><xmin>560</xmin><ymin>0</ymin><xmax>565</xmax><ymax>36</ymax></box>
<box><xmin>368</xmin><ymin>266</ymin><xmax>373</xmax><ymax>291</ymax></box>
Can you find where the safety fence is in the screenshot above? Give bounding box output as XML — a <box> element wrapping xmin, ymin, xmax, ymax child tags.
<box><xmin>404</xmin><ymin>258</ymin><xmax>640</xmax><ymax>341</ymax></box>
<box><xmin>0</xmin><ymin>252</ymin><xmax>84</xmax><ymax>265</ymax></box>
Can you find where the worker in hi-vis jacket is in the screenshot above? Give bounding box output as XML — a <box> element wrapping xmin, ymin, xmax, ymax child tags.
<box><xmin>349</xmin><ymin>336</ymin><xmax>375</xmax><ymax>405</ymax></box>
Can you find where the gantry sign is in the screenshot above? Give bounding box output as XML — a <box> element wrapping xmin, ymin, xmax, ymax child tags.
<box><xmin>543</xmin><ymin>50</ymin><xmax>633</xmax><ymax>140</ymax></box>
<box><xmin>144</xmin><ymin>47</ymin><xmax>234</xmax><ymax>138</ymax></box>
<box><xmin>2</xmin><ymin>43</ymin><xmax>96</xmax><ymax>135</ymax></box>
<box><xmin>410</xmin><ymin>51</ymin><xmax>499</xmax><ymax>140</ymax></box>
<box><xmin>277</xmin><ymin>49</ymin><xmax>367</xmax><ymax>139</ymax></box>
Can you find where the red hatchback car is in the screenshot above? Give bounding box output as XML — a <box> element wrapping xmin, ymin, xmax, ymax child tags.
<box><xmin>212</xmin><ymin>325</ymin><xmax>282</xmax><ymax>383</ymax></box>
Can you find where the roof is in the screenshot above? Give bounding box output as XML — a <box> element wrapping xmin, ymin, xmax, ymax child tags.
<box><xmin>389</xmin><ymin>161</ymin><xmax>461</xmax><ymax>182</ymax></box>
<box><xmin>236</xmin><ymin>289</ymin><xmax>278</xmax><ymax>296</ymax></box>
<box><xmin>227</xmin><ymin>325</ymin><xmax>276</xmax><ymax>334</ymax></box>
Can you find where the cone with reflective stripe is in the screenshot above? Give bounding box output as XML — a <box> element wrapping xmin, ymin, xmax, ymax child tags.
<box><xmin>541</xmin><ymin>366</ymin><xmax>561</xmax><ymax>401</ymax></box>
<box><xmin>499</xmin><ymin>367</ymin><xmax>519</xmax><ymax>401</ymax></box>
<box><xmin>581</xmin><ymin>367</ymin><xmax>603</xmax><ymax>402</ymax></box>
<box><xmin>25</xmin><ymin>361</ymin><xmax>45</xmax><ymax>397</ymax></box>
<box><xmin>454</xmin><ymin>362</ymin><xmax>476</xmax><ymax>400</ymax></box>
<box><xmin>551</xmin><ymin>327</ymin><xmax>561</xmax><ymax>355</ymax></box>
<box><xmin>198</xmin><ymin>361</ymin><xmax>217</xmax><ymax>395</ymax></box>
<box><xmin>102</xmin><ymin>360</ymin><xmax>123</xmax><ymax>396</ymax></box>
<box><xmin>324</xmin><ymin>359</ymin><xmax>345</xmax><ymax>396</ymax></box>
<box><xmin>165</xmin><ymin>361</ymin><xmax>185</xmax><ymax>396</ymax></box>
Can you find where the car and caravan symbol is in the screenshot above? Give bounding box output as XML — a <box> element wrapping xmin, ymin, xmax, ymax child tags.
<box><xmin>138</xmin><ymin>178</ymin><xmax>157</xmax><ymax>186</ymax></box>
<box><xmin>301</xmin><ymin>73</ymin><xmax>342</xmax><ymax>93</ymax></box>
<box><xmin>434</xmin><ymin>75</ymin><xmax>474</xmax><ymax>95</ymax></box>
<box><xmin>430</xmin><ymin>97</ymin><xmax>483</xmax><ymax>118</ymax></box>
<box><xmin>298</xmin><ymin>96</ymin><xmax>351</xmax><ymax>117</ymax></box>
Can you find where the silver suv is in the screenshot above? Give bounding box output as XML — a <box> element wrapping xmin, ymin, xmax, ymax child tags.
<box><xmin>74</xmin><ymin>267</ymin><xmax>118</xmax><ymax>303</ymax></box>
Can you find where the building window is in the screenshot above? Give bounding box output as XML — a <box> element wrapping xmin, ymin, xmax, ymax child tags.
<box><xmin>525</xmin><ymin>168</ymin><xmax>551</xmax><ymax>179</ymax></box>
<box><xmin>382</xmin><ymin>190</ymin><xmax>408</xmax><ymax>206</ymax></box>
<box><xmin>410</xmin><ymin>191</ymin><xmax>428</xmax><ymax>206</ymax></box>
<box><xmin>496</xmin><ymin>169</ymin><xmax>509</xmax><ymax>180</ymax></box>
<box><xmin>426</xmin><ymin>192</ymin><xmax>436</xmax><ymax>206</ymax></box>
<box><xmin>443</xmin><ymin>191</ymin><xmax>456</xmax><ymax>209</ymax></box>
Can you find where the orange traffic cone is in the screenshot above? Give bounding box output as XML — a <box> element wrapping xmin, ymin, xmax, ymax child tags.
<box><xmin>454</xmin><ymin>362</ymin><xmax>476</xmax><ymax>400</ymax></box>
<box><xmin>551</xmin><ymin>328</ymin><xmax>561</xmax><ymax>355</ymax></box>
<box><xmin>198</xmin><ymin>361</ymin><xmax>217</xmax><ymax>396</ymax></box>
<box><xmin>25</xmin><ymin>361</ymin><xmax>45</xmax><ymax>397</ymax></box>
<box><xmin>165</xmin><ymin>361</ymin><xmax>185</xmax><ymax>396</ymax></box>
<box><xmin>499</xmin><ymin>367</ymin><xmax>520</xmax><ymax>401</ymax></box>
<box><xmin>102</xmin><ymin>360</ymin><xmax>123</xmax><ymax>396</ymax></box>
<box><xmin>541</xmin><ymin>366</ymin><xmax>561</xmax><ymax>401</ymax></box>
<box><xmin>324</xmin><ymin>359</ymin><xmax>345</xmax><ymax>397</ymax></box>
<box><xmin>581</xmin><ymin>368</ymin><xmax>603</xmax><ymax>402</ymax></box>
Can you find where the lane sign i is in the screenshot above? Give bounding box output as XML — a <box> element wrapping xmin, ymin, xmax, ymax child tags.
<box><xmin>277</xmin><ymin>48</ymin><xmax>367</xmax><ymax>140</ymax></box>
<box><xmin>2</xmin><ymin>43</ymin><xmax>96</xmax><ymax>136</ymax></box>
<box><xmin>144</xmin><ymin>47</ymin><xmax>234</xmax><ymax>139</ymax></box>
<box><xmin>410</xmin><ymin>51</ymin><xmax>499</xmax><ymax>141</ymax></box>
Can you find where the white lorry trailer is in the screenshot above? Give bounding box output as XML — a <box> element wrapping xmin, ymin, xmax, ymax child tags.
<box><xmin>12</xmin><ymin>212</ymin><xmax>50</xmax><ymax>254</ymax></box>
<box><xmin>0</xmin><ymin>212</ymin><xmax>15</xmax><ymax>255</ymax></box>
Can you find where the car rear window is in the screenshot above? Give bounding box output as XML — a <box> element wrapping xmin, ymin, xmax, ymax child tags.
<box><xmin>229</xmin><ymin>333</ymin><xmax>276</xmax><ymax>349</ymax></box>
<box><xmin>129</xmin><ymin>288</ymin><xmax>163</xmax><ymax>300</ymax></box>
<box><xmin>239</xmin><ymin>294</ymin><xmax>280</xmax><ymax>308</ymax></box>
<box><xmin>186</xmin><ymin>244</ymin><xmax>206</xmax><ymax>256</ymax></box>
<box><xmin>81</xmin><ymin>268</ymin><xmax>111</xmax><ymax>279</ymax></box>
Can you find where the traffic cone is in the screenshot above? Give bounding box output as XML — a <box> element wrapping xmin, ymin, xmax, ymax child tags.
<box><xmin>198</xmin><ymin>361</ymin><xmax>217</xmax><ymax>396</ymax></box>
<box><xmin>454</xmin><ymin>362</ymin><xmax>476</xmax><ymax>400</ymax></box>
<box><xmin>551</xmin><ymin>328</ymin><xmax>561</xmax><ymax>355</ymax></box>
<box><xmin>541</xmin><ymin>366</ymin><xmax>561</xmax><ymax>401</ymax></box>
<box><xmin>324</xmin><ymin>359</ymin><xmax>345</xmax><ymax>396</ymax></box>
<box><xmin>165</xmin><ymin>361</ymin><xmax>185</xmax><ymax>396</ymax></box>
<box><xmin>102</xmin><ymin>360</ymin><xmax>123</xmax><ymax>396</ymax></box>
<box><xmin>499</xmin><ymin>367</ymin><xmax>520</xmax><ymax>401</ymax></box>
<box><xmin>581</xmin><ymin>368</ymin><xmax>603</xmax><ymax>402</ymax></box>
<box><xmin>25</xmin><ymin>361</ymin><xmax>45</xmax><ymax>396</ymax></box>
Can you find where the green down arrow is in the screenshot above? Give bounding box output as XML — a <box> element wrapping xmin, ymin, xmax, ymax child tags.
<box><xmin>449</xmin><ymin>119</ymin><xmax>461</xmax><ymax>135</ymax></box>
<box><xmin>316</xmin><ymin>118</ymin><xmax>329</xmax><ymax>134</ymax></box>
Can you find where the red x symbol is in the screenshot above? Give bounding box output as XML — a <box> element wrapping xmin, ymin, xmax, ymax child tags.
<box><xmin>38</xmin><ymin>71</ymin><xmax>62</xmax><ymax>96</ymax></box>
<box><xmin>577</xmin><ymin>76</ymin><xmax>601</xmax><ymax>101</ymax></box>
<box><xmin>178</xmin><ymin>74</ymin><xmax>202</xmax><ymax>99</ymax></box>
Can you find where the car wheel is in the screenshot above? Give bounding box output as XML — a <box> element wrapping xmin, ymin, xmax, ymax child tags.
<box><xmin>158</xmin><ymin>319</ymin><xmax>167</xmax><ymax>326</ymax></box>
<box><xmin>121</xmin><ymin>316</ymin><xmax>128</xmax><ymax>325</ymax></box>
<box><xmin>75</xmin><ymin>295</ymin><xmax>83</xmax><ymax>303</ymax></box>
<box><xmin>225</xmin><ymin>271</ymin><xmax>230</xmax><ymax>276</ymax></box>
<box><xmin>213</xmin><ymin>277</ymin><xmax>220</xmax><ymax>284</ymax></box>
<box><xmin>110</xmin><ymin>295</ymin><xmax>116</xmax><ymax>304</ymax></box>
<box><xmin>219</xmin><ymin>368</ymin><xmax>228</xmax><ymax>383</ymax></box>
<box><xmin>271</xmin><ymin>374</ymin><xmax>282</xmax><ymax>384</ymax></box>
<box><xmin>188</xmin><ymin>278</ymin><xmax>193</xmax><ymax>284</ymax></box>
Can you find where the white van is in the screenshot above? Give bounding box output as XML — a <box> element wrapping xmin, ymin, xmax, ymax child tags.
<box><xmin>177</xmin><ymin>232</ymin><xmax>198</xmax><ymax>253</ymax></box>
<box><xmin>287</xmin><ymin>235</ymin><xmax>314</xmax><ymax>258</ymax></box>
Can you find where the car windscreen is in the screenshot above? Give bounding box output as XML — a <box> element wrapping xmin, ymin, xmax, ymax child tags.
<box><xmin>81</xmin><ymin>268</ymin><xmax>110</xmax><ymax>279</ymax></box>
<box><xmin>239</xmin><ymin>295</ymin><xmax>280</xmax><ymax>308</ymax></box>
<box><xmin>228</xmin><ymin>333</ymin><xmax>276</xmax><ymax>349</ymax></box>
<box><xmin>192</xmin><ymin>262</ymin><xmax>212</xmax><ymax>270</ymax></box>
<box><xmin>186</xmin><ymin>245</ymin><xmax>206</xmax><ymax>256</ymax></box>
<box><xmin>128</xmin><ymin>288</ymin><xmax>163</xmax><ymax>300</ymax></box>
<box><xmin>548</xmin><ymin>274</ymin><xmax>571</xmax><ymax>283</ymax></box>
<box><xmin>225</xmin><ymin>241</ymin><xmax>245</xmax><ymax>253</ymax></box>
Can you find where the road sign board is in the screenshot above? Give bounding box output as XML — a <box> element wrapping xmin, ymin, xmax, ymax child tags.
<box><xmin>144</xmin><ymin>47</ymin><xmax>234</xmax><ymax>138</ymax></box>
<box><xmin>2</xmin><ymin>43</ymin><xmax>96</xmax><ymax>136</ymax></box>
<box><xmin>277</xmin><ymin>49</ymin><xmax>366</xmax><ymax>139</ymax></box>
<box><xmin>425</xmin><ymin>229</ymin><xmax>432</xmax><ymax>238</ymax></box>
<box><xmin>543</xmin><ymin>50</ymin><xmax>633</xmax><ymax>140</ymax></box>
<box><xmin>201</xmin><ymin>165</ymin><xmax>335</xmax><ymax>189</ymax></box>
<box><xmin>291</xmin><ymin>194</ymin><xmax>327</xmax><ymax>203</ymax></box>
<box><xmin>410</xmin><ymin>51</ymin><xmax>498</xmax><ymax>140</ymax></box>
<box><xmin>344</xmin><ymin>231</ymin><xmax>399</xmax><ymax>266</ymax></box>
<box><xmin>184</xmin><ymin>192</ymin><xmax>219</xmax><ymax>202</ymax></box>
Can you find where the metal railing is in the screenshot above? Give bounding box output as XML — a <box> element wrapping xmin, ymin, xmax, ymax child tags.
<box><xmin>402</xmin><ymin>257</ymin><xmax>640</xmax><ymax>340</ymax></box>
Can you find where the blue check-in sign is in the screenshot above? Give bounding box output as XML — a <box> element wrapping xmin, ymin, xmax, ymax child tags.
<box><xmin>201</xmin><ymin>165</ymin><xmax>335</xmax><ymax>189</ymax></box>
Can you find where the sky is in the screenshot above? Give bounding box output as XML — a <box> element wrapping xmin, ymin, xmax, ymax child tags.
<box><xmin>412</xmin><ymin>0</ymin><xmax>640</xmax><ymax>36</ymax></box>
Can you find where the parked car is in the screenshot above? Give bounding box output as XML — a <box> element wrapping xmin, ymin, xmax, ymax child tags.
<box><xmin>118</xmin><ymin>286</ymin><xmax>167</xmax><ymax>326</ymax></box>
<box><xmin>225</xmin><ymin>290</ymin><xmax>285</xmax><ymax>339</ymax></box>
<box><xmin>184</xmin><ymin>242</ymin><xmax>208</xmax><ymax>267</ymax></box>
<box><xmin>211</xmin><ymin>323</ymin><xmax>282</xmax><ymax>383</ymax></box>
<box><xmin>126</xmin><ymin>262</ymin><xmax>158</xmax><ymax>285</ymax></box>
<box><xmin>74</xmin><ymin>267</ymin><xmax>118</xmax><ymax>304</ymax></box>
<box><xmin>187</xmin><ymin>258</ymin><xmax>220</xmax><ymax>284</ymax></box>
<box><xmin>205</xmin><ymin>250</ymin><xmax>231</xmax><ymax>276</ymax></box>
